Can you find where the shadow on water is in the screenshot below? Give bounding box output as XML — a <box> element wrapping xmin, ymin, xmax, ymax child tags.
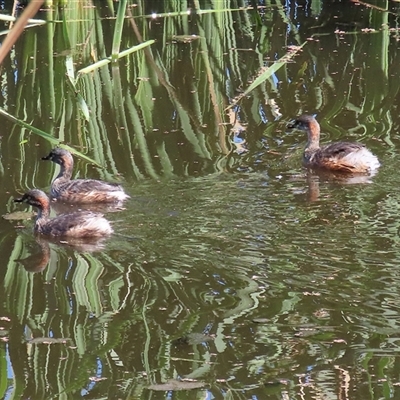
<box><xmin>2</xmin><ymin>0</ymin><xmax>400</xmax><ymax>399</ymax></box>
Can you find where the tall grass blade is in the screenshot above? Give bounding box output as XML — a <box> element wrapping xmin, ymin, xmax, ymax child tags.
<box><xmin>77</xmin><ymin>40</ymin><xmax>155</xmax><ymax>76</ymax></box>
<box><xmin>0</xmin><ymin>108</ymin><xmax>100</xmax><ymax>165</ymax></box>
<box><xmin>111</xmin><ymin>0</ymin><xmax>127</xmax><ymax>62</ymax></box>
<box><xmin>65</xmin><ymin>63</ymin><xmax>91</xmax><ymax>121</ymax></box>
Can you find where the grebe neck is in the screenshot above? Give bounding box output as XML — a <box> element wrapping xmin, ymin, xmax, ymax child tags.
<box><xmin>36</xmin><ymin>203</ymin><xmax>50</xmax><ymax>220</ymax></box>
<box><xmin>57</xmin><ymin>161</ymin><xmax>73</xmax><ymax>181</ymax></box>
<box><xmin>305</xmin><ymin>120</ymin><xmax>321</xmax><ymax>152</ymax></box>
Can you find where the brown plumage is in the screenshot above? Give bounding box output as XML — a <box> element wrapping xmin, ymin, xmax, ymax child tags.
<box><xmin>14</xmin><ymin>189</ymin><xmax>113</xmax><ymax>237</ymax></box>
<box><xmin>288</xmin><ymin>115</ymin><xmax>380</xmax><ymax>174</ymax></box>
<box><xmin>42</xmin><ymin>148</ymin><xmax>130</xmax><ymax>203</ymax></box>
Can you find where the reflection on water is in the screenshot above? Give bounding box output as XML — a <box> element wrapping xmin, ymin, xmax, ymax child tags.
<box><xmin>14</xmin><ymin>236</ymin><xmax>51</xmax><ymax>273</ymax></box>
<box><xmin>5</xmin><ymin>172</ymin><xmax>400</xmax><ymax>399</ymax></box>
<box><xmin>2</xmin><ymin>1</ymin><xmax>400</xmax><ymax>399</ymax></box>
<box><xmin>15</xmin><ymin>235</ymin><xmax>111</xmax><ymax>273</ymax></box>
<box><xmin>303</xmin><ymin>169</ymin><xmax>379</xmax><ymax>201</ymax></box>
<box><xmin>6</xmin><ymin>169</ymin><xmax>389</xmax><ymax>398</ymax></box>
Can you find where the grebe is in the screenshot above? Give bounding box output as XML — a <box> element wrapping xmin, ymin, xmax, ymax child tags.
<box><xmin>42</xmin><ymin>148</ymin><xmax>129</xmax><ymax>203</ymax></box>
<box><xmin>14</xmin><ymin>189</ymin><xmax>113</xmax><ymax>237</ymax></box>
<box><xmin>288</xmin><ymin>115</ymin><xmax>380</xmax><ymax>173</ymax></box>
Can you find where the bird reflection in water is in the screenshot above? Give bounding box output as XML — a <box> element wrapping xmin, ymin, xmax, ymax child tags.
<box><xmin>15</xmin><ymin>235</ymin><xmax>108</xmax><ymax>273</ymax></box>
<box><xmin>305</xmin><ymin>168</ymin><xmax>378</xmax><ymax>202</ymax></box>
<box><xmin>287</xmin><ymin>168</ymin><xmax>378</xmax><ymax>203</ymax></box>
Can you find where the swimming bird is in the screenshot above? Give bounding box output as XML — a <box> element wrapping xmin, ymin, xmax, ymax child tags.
<box><xmin>14</xmin><ymin>189</ymin><xmax>114</xmax><ymax>237</ymax></box>
<box><xmin>288</xmin><ymin>115</ymin><xmax>380</xmax><ymax>174</ymax></box>
<box><xmin>42</xmin><ymin>148</ymin><xmax>130</xmax><ymax>203</ymax></box>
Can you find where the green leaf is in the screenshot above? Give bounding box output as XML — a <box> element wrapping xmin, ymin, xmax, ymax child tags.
<box><xmin>0</xmin><ymin>108</ymin><xmax>100</xmax><ymax>166</ymax></box>
<box><xmin>227</xmin><ymin>42</ymin><xmax>308</xmax><ymax>109</ymax></box>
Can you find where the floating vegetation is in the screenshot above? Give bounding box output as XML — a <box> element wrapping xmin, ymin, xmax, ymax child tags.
<box><xmin>148</xmin><ymin>379</ymin><xmax>206</xmax><ymax>391</ymax></box>
<box><xmin>172</xmin><ymin>332</ymin><xmax>215</xmax><ymax>346</ymax></box>
<box><xmin>2</xmin><ymin>211</ymin><xmax>34</xmax><ymax>220</ymax></box>
<box><xmin>170</xmin><ymin>34</ymin><xmax>201</xmax><ymax>43</ymax></box>
<box><xmin>29</xmin><ymin>337</ymin><xmax>72</xmax><ymax>345</ymax></box>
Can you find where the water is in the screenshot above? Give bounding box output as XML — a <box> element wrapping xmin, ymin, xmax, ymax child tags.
<box><xmin>1</xmin><ymin>0</ymin><xmax>400</xmax><ymax>399</ymax></box>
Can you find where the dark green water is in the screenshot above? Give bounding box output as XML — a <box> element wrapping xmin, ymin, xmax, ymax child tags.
<box><xmin>1</xmin><ymin>0</ymin><xmax>400</xmax><ymax>399</ymax></box>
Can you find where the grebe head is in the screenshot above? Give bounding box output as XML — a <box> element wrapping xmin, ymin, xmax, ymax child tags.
<box><xmin>14</xmin><ymin>189</ymin><xmax>50</xmax><ymax>210</ymax></box>
<box><xmin>288</xmin><ymin>115</ymin><xmax>321</xmax><ymax>150</ymax></box>
<box><xmin>42</xmin><ymin>148</ymin><xmax>74</xmax><ymax>167</ymax></box>
<box><xmin>288</xmin><ymin>115</ymin><xmax>319</xmax><ymax>132</ymax></box>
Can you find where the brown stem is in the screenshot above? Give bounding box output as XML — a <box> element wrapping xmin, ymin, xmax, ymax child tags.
<box><xmin>0</xmin><ymin>0</ymin><xmax>45</xmax><ymax>65</ymax></box>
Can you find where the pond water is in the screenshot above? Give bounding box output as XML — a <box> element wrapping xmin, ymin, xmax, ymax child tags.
<box><xmin>1</xmin><ymin>0</ymin><xmax>400</xmax><ymax>399</ymax></box>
